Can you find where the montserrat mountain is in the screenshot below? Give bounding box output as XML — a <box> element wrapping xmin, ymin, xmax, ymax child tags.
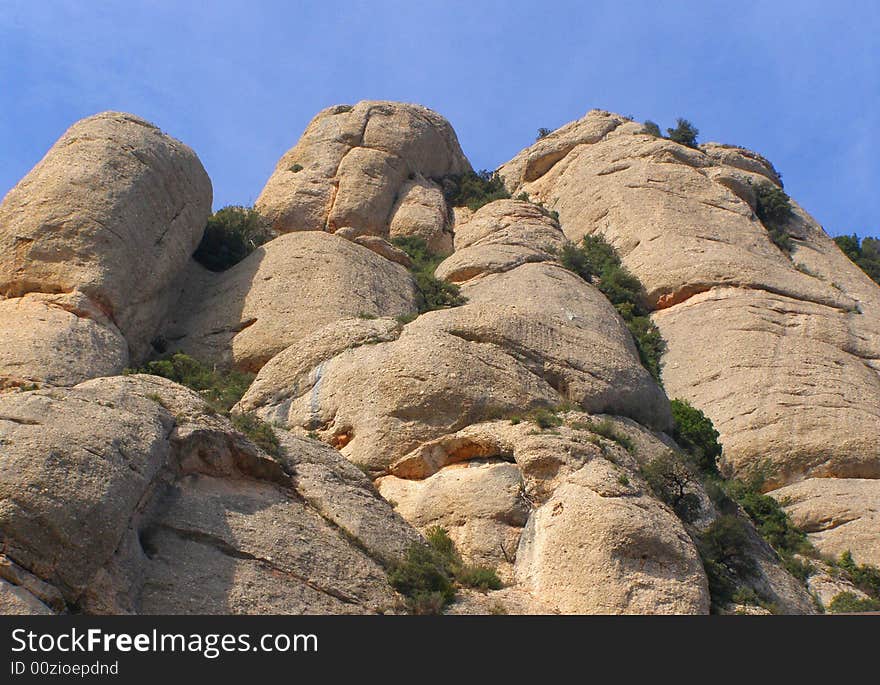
<box><xmin>0</xmin><ymin>102</ymin><xmax>877</xmax><ymax>615</ymax></box>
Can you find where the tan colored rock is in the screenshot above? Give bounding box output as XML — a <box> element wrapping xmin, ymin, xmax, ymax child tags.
<box><xmin>499</xmin><ymin>108</ymin><xmax>880</xmax><ymax>490</ymax></box>
<box><xmin>437</xmin><ymin>262</ymin><xmax>671</xmax><ymax>428</ymax></box>
<box><xmin>436</xmin><ymin>200</ymin><xmax>564</xmax><ymax>282</ymax></box>
<box><xmin>255</xmin><ymin>101</ymin><xmax>469</xmax><ymax>236</ymax></box>
<box><xmin>0</xmin><ymin>375</ymin><xmax>420</xmax><ymax>614</ymax></box>
<box><xmin>444</xmin><ymin>587</ymin><xmax>557</xmax><ymax>615</ymax></box>
<box><xmin>514</xmin><ymin>457</ymin><xmax>709</xmax><ymax>614</ymax></box>
<box><xmin>161</xmin><ymin>231</ymin><xmax>418</xmax><ymax>371</ymax></box>
<box><xmin>770</xmin><ymin>478</ymin><xmax>880</xmax><ymax>567</ymax></box>
<box><xmin>352</xmin><ymin>235</ymin><xmax>413</xmax><ymax>268</ymax></box>
<box><xmin>0</xmin><ymin>112</ymin><xmax>212</xmax><ymax>360</ymax></box>
<box><xmin>377</xmin><ymin>461</ymin><xmax>529</xmax><ymax>578</ymax></box>
<box><xmin>241</xmin><ymin>257</ymin><xmax>669</xmax><ymax>472</ymax></box>
<box><xmin>806</xmin><ymin>562</ymin><xmax>873</xmax><ymax>609</ymax></box>
<box><xmin>0</xmin><ymin>579</ymin><xmax>54</xmax><ymax>615</ymax></box>
<box><xmin>656</xmin><ymin>288</ymin><xmax>880</xmax><ymax>486</ymax></box>
<box><xmin>388</xmin><ymin>177</ymin><xmax>453</xmax><ymax>255</ymax></box>
<box><xmin>0</xmin><ymin>292</ymin><xmax>128</xmax><ymax>387</ymax></box>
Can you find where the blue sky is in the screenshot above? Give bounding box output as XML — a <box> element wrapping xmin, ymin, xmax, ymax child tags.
<box><xmin>2</xmin><ymin>1</ymin><xmax>878</xmax><ymax>237</ymax></box>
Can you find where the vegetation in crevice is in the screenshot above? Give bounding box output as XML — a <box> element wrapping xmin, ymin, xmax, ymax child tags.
<box><xmin>391</xmin><ymin>236</ymin><xmax>466</xmax><ymax>313</ymax></box>
<box><xmin>389</xmin><ymin>526</ymin><xmax>502</xmax><ymax>614</ymax></box>
<box><xmin>125</xmin><ymin>352</ymin><xmax>282</xmax><ymax>457</ymax></box>
<box><xmin>834</xmin><ymin>233</ymin><xmax>880</xmax><ymax>285</ymax></box>
<box><xmin>559</xmin><ymin>233</ymin><xmax>666</xmax><ymax>383</ymax></box>
<box><xmin>753</xmin><ymin>182</ymin><xmax>795</xmax><ymax>253</ymax></box>
<box><xmin>192</xmin><ymin>205</ymin><xmax>273</xmax><ymax>272</ymax></box>
<box><xmin>441</xmin><ymin>169</ymin><xmax>511</xmax><ymax>211</ymax></box>
<box><xmin>827</xmin><ymin>591</ymin><xmax>880</xmax><ymax>613</ymax></box>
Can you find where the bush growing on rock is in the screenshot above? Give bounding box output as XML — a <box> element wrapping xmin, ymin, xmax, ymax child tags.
<box><xmin>193</xmin><ymin>205</ymin><xmax>273</xmax><ymax>271</ymax></box>
<box><xmin>442</xmin><ymin>169</ymin><xmax>511</xmax><ymax>211</ymax></box>
<box><xmin>127</xmin><ymin>352</ymin><xmax>254</xmax><ymax>413</ymax></box>
<box><xmin>536</xmin><ymin>127</ymin><xmax>552</xmax><ymax>140</ymax></box>
<box><xmin>642</xmin><ymin>120</ymin><xmax>662</xmax><ymax>137</ymax></box>
<box><xmin>389</xmin><ymin>526</ymin><xmax>503</xmax><ymax>613</ymax></box>
<box><xmin>560</xmin><ymin>233</ymin><xmax>666</xmax><ymax>383</ymax></box>
<box><xmin>231</xmin><ymin>412</ymin><xmax>282</xmax><ymax>457</ymax></box>
<box><xmin>666</xmin><ymin>118</ymin><xmax>699</xmax><ymax>147</ymax></box>
<box><xmin>830</xmin><ymin>551</ymin><xmax>880</xmax><ymax>599</ymax></box>
<box><xmin>127</xmin><ymin>352</ymin><xmax>283</xmax><ymax>456</ymax></box>
<box><xmin>670</xmin><ymin>399</ymin><xmax>722</xmax><ymax>475</ymax></box>
<box><xmin>698</xmin><ymin>514</ymin><xmax>758</xmax><ymax>607</ymax></box>
<box><xmin>827</xmin><ymin>591</ymin><xmax>880</xmax><ymax>613</ymax></box>
<box><xmin>641</xmin><ymin>452</ymin><xmax>702</xmax><ymax>523</ymax></box>
<box><xmin>754</xmin><ymin>183</ymin><xmax>794</xmax><ymax>253</ymax></box>
<box><xmin>391</xmin><ymin>236</ymin><xmax>466</xmax><ymax>312</ymax></box>
<box><xmin>834</xmin><ymin>233</ymin><xmax>880</xmax><ymax>285</ymax></box>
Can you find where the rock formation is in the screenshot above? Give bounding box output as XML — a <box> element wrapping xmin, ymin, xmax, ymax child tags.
<box><xmin>499</xmin><ymin>110</ymin><xmax>880</xmax><ymax>568</ymax></box>
<box><xmin>1</xmin><ymin>101</ymin><xmax>877</xmax><ymax>615</ymax></box>
<box><xmin>0</xmin><ymin>112</ymin><xmax>212</xmax><ymax>382</ymax></box>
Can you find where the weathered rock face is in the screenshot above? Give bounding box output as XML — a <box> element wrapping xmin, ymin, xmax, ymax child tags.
<box><xmin>771</xmin><ymin>478</ymin><xmax>880</xmax><ymax>568</ymax></box>
<box><xmin>255</xmin><ymin>101</ymin><xmax>469</xmax><ymax>238</ymax></box>
<box><xmin>161</xmin><ymin>231</ymin><xmax>419</xmax><ymax>371</ymax></box>
<box><xmin>0</xmin><ymin>292</ymin><xmax>128</xmax><ymax>387</ymax></box>
<box><xmin>0</xmin><ymin>376</ymin><xmax>418</xmax><ymax>614</ymax></box>
<box><xmin>2</xmin><ymin>102</ymin><xmax>871</xmax><ymax>616</ymax></box>
<box><xmin>499</xmin><ymin>109</ymin><xmax>880</xmax><ymax>498</ymax></box>
<box><xmin>0</xmin><ymin>112</ymin><xmax>212</xmax><ymax>366</ymax></box>
<box><xmin>436</xmin><ymin>200</ymin><xmax>564</xmax><ymax>282</ymax></box>
<box><xmin>388</xmin><ymin>177</ymin><xmax>453</xmax><ymax>255</ymax></box>
<box><xmin>239</xmin><ymin>202</ymin><xmax>670</xmax><ymax>473</ymax></box>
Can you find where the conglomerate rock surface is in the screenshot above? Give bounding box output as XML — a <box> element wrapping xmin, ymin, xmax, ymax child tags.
<box><xmin>0</xmin><ymin>101</ymin><xmax>875</xmax><ymax>614</ymax></box>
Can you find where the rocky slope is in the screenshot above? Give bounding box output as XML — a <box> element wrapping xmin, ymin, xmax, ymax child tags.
<box><xmin>0</xmin><ymin>101</ymin><xmax>877</xmax><ymax>614</ymax></box>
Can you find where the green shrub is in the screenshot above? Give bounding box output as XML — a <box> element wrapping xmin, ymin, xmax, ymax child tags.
<box><xmin>127</xmin><ymin>353</ymin><xmax>254</xmax><ymax>414</ymax></box>
<box><xmin>231</xmin><ymin>412</ymin><xmax>282</xmax><ymax>457</ymax></box>
<box><xmin>559</xmin><ymin>233</ymin><xmax>666</xmax><ymax>383</ymax></box>
<box><xmin>389</xmin><ymin>526</ymin><xmax>503</xmax><ymax>613</ymax></box>
<box><xmin>530</xmin><ymin>408</ymin><xmax>563</xmax><ymax>430</ymax></box>
<box><xmin>698</xmin><ymin>514</ymin><xmax>757</xmax><ymax>607</ymax></box>
<box><xmin>832</xmin><ymin>551</ymin><xmax>880</xmax><ymax>599</ymax></box>
<box><xmin>754</xmin><ymin>183</ymin><xmax>794</xmax><ymax>253</ymax></box>
<box><xmin>641</xmin><ymin>452</ymin><xmax>701</xmax><ymax>522</ymax></box>
<box><xmin>391</xmin><ymin>236</ymin><xmax>466</xmax><ymax>313</ymax></box>
<box><xmin>827</xmin><ymin>591</ymin><xmax>880</xmax><ymax>613</ymax></box>
<box><xmin>834</xmin><ymin>234</ymin><xmax>880</xmax><ymax>285</ymax></box>
<box><xmin>724</xmin><ymin>479</ymin><xmax>811</xmax><ymax>558</ymax></box>
<box><xmin>389</xmin><ymin>542</ymin><xmax>456</xmax><ymax>614</ymax></box>
<box><xmin>536</xmin><ymin>128</ymin><xmax>552</xmax><ymax>140</ymax></box>
<box><xmin>666</xmin><ymin>118</ymin><xmax>699</xmax><ymax>147</ymax></box>
<box><xmin>443</xmin><ymin>169</ymin><xmax>511</xmax><ymax>211</ymax></box>
<box><xmin>193</xmin><ymin>205</ymin><xmax>273</xmax><ymax>272</ymax></box>
<box><xmin>588</xmin><ymin>419</ymin><xmax>635</xmax><ymax>452</ymax></box>
<box><xmin>642</xmin><ymin>120</ymin><xmax>662</xmax><ymax>137</ymax></box>
<box><xmin>457</xmin><ymin>566</ymin><xmax>503</xmax><ymax>591</ymax></box>
<box><xmin>670</xmin><ymin>399</ymin><xmax>722</xmax><ymax>475</ymax></box>
<box><xmin>289</xmin><ymin>163</ymin><xmax>303</xmax><ymax>173</ymax></box>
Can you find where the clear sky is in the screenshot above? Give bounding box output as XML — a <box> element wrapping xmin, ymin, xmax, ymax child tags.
<box><xmin>2</xmin><ymin>1</ymin><xmax>878</xmax><ymax>237</ymax></box>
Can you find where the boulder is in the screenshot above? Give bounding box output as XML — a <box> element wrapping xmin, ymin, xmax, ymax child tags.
<box><xmin>436</xmin><ymin>200</ymin><xmax>564</xmax><ymax>282</ymax></box>
<box><xmin>0</xmin><ymin>112</ymin><xmax>212</xmax><ymax>361</ymax></box>
<box><xmin>514</xmin><ymin>459</ymin><xmax>710</xmax><ymax>614</ymax></box>
<box><xmin>161</xmin><ymin>231</ymin><xmax>418</xmax><ymax>371</ymax></box>
<box><xmin>255</xmin><ymin>101</ymin><xmax>469</xmax><ymax>236</ymax></box>
<box><xmin>0</xmin><ymin>292</ymin><xmax>128</xmax><ymax>387</ymax></box>
<box><xmin>388</xmin><ymin>177</ymin><xmax>453</xmax><ymax>255</ymax></box>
